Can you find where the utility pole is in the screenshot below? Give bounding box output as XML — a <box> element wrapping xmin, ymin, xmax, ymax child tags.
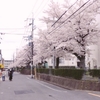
<box><xmin>53</xmin><ymin>46</ymin><xmax>55</xmax><ymax>69</ymax></box>
<box><xmin>31</xmin><ymin>17</ymin><xmax>34</xmax><ymax>78</ymax></box>
<box><xmin>25</xmin><ymin>14</ymin><xmax>35</xmax><ymax>78</ymax></box>
<box><xmin>29</xmin><ymin>16</ymin><xmax>34</xmax><ymax>79</ymax></box>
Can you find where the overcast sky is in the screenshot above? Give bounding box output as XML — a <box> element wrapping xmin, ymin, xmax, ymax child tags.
<box><xmin>0</xmin><ymin>0</ymin><xmax>65</xmax><ymax>60</ymax></box>
<box><xmin>0</xmin><ymin>0</ymin><xmax>54</xmax><ymax>60</ymax></box>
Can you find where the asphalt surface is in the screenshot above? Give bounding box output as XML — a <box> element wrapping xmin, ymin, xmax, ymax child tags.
<box><xmin>0</xmin><ymin>72</ymin><xmax>100</xmax><ymax>100</ymax></box>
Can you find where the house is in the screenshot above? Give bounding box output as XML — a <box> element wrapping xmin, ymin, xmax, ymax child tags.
<box><xmin>45</xmin><ymin>54</ymin><xmax>78</xmax><ymax>68</ymax></box>
<box><xmin>43</xmin><ymin>44</ymin><xmax>100</xmax><ymax>69</ymax></box>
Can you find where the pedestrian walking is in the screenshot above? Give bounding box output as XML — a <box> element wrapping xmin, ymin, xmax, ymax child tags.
<box><xmin>2</xmin><ymin>75</ymin><xmax>5</xmax><ymax>81</ymax></box>
<box><xmin>9</xmin><ymin>68</ymin><xmax>13</xmax><ymax>81</ymax></box>
<box><xmin>1</xmin><ymin>70</ymin><xmax>6</xmax><ymax>81</ymax></box>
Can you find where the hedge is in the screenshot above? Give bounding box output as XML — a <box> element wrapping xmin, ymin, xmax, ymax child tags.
<box><xmin>89</xmin><ymin>69</ymin><xmax>100</xmax><ymax>77</ymax></box>
<box><xmin>36</xmin><ymin>68</ymin><xmax>85</xmax><ymax>80</ymax></box>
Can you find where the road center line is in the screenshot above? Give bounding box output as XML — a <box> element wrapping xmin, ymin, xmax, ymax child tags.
<box><xmin>88</xmin><ymin>93</ymin><xmax>100</xmax><ymax>98</ymax></box>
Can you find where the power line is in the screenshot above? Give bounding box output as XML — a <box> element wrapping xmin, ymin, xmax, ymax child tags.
<box><xmin>27</xmin><ymin>0</ymin><xmax>40</xmax><ymax>18</ymax></box>
<box><xmin>19</xmin><ymin>0</ymin><xmax>42</xmax><ymax>50</ymax></box>
<box><xmin>0</xmin><ymin>32</ymin><xmax>29</xmax><ymax>35</ymax></box>
<box><xmin>0</xmin><ymin>28</ymin><xmax>24</xmax><ymax>30</ymax></box>
<box><xmin>34</xmin><ymin>0</ymin><xmax>50</xmax><ymax>18</ymax></box>
<box><xmin>48</xmin><ymin>0</ymin><xmax>92</xmax><ymax>34</ymax></box>
<box><xmin>32</xmin><ymin>0</ymin><xmax>94</xmax><ymax>51</ymax></box>
<box><xmin>71</xmin><ymin>0</ymin><xmax>97</xmax><ymax>20</ymax></box>
<box><xmin>22</xmin><ymin>0</ymin><xmax>48</xmax><ymax>45</ymax></box>
<box><xmin>17</xmin><ymin>16</ymin><xmax>34</xmax><ymax>54</ymax></box>
<box><xmin>60</xmin><ymin>0</ymin><xmax>92</xmax><ymax>25</ymax></box>
<box><xmin>51</xmin><ymin>0</ymin><xmax>78</xmax><ymax>27</ymax></box>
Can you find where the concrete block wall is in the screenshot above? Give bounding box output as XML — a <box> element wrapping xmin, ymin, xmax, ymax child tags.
<box><xmin>37</xmin><ymin>73</ymin><xmax>100</xmax><ymax>91</ymax></box>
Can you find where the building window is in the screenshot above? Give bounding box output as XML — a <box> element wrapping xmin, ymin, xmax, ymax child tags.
<box><xmin>51</xmin><ymin>57</ymin><xmax>64</xmax><ymax>64</ymax></box>
<box><xmin>59</xmin><ymin>58</ymin><xmax>64</xmax><ymax>64</ymax></box>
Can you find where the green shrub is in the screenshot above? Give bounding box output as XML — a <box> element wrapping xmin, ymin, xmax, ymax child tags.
<box><xmin>89</xmin><ymin>69</ymin><xmax>100</xmax><ymax>77</ymax></box>
<box><xmin>37</xmin><ymin>68</ymin><xmax>84</xmax><ymax>80</ymax></box>
<box><xmin>36</xmin><ymin>68</ymin><xmax>49</xmax><ymax>74</ymax></box>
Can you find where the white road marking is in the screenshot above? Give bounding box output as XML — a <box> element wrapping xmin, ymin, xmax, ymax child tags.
<box><xmin>36</xmin><ymin>81</ymin><xmax>67</xmax><ymax>92</ymax></box>
<box><xmin>26</xmin><ymin>77</ymin><xmax>67</xmax><ymax>92</ymax></box>
<box><xmin>88</xmin><ymin>93</ymin><xmax>100</xmax><ymax>98</ymax></box>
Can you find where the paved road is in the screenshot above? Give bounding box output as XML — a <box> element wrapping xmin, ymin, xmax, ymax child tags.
<box><xmin>0</xmin><ymin>72</ymin><xmax>100</xmax><ymax>100</ymax></box>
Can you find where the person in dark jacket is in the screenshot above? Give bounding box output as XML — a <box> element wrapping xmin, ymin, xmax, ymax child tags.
<box><xmin>9</xmin><ymin>68</ymin><xmax>13</xmax><ymax>81</ymax></box>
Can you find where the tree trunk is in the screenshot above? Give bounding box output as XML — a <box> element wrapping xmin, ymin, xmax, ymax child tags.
<box><xmin>56</xmin><ymin>57</ymin><xmax>59</xmax><ymax>68</ymax></box>
<box><xmin>77</xmin><ymin>56</ymin><xmax>85</xmax><ymax>69</ymax></box>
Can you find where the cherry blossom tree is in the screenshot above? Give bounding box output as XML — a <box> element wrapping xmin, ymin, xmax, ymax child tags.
<box><xmin>33</xmin><ymin>29</ymin><xmax>54</xmax><ymax>65</ymax></box>
<box><xmin>9</xmin><ymin>44</ymin><xmax>32</xmax><ymax>68</ymax></box>
<box><xmin>38</xmin><ymin>0</ymin><xmax>100</xmax><ymax>69</ymax></box>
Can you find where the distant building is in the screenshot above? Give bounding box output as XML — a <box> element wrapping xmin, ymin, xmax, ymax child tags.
<box><xmin>4</xmin><ymin>60</ymin><xmax>13</xmax><ymax>69</ymax></box>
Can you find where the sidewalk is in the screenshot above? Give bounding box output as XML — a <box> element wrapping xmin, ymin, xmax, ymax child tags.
<box><xmin>0</xmin><ymin>73</ymin><xmax>37</xmax><ymax>100</ymax></box>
